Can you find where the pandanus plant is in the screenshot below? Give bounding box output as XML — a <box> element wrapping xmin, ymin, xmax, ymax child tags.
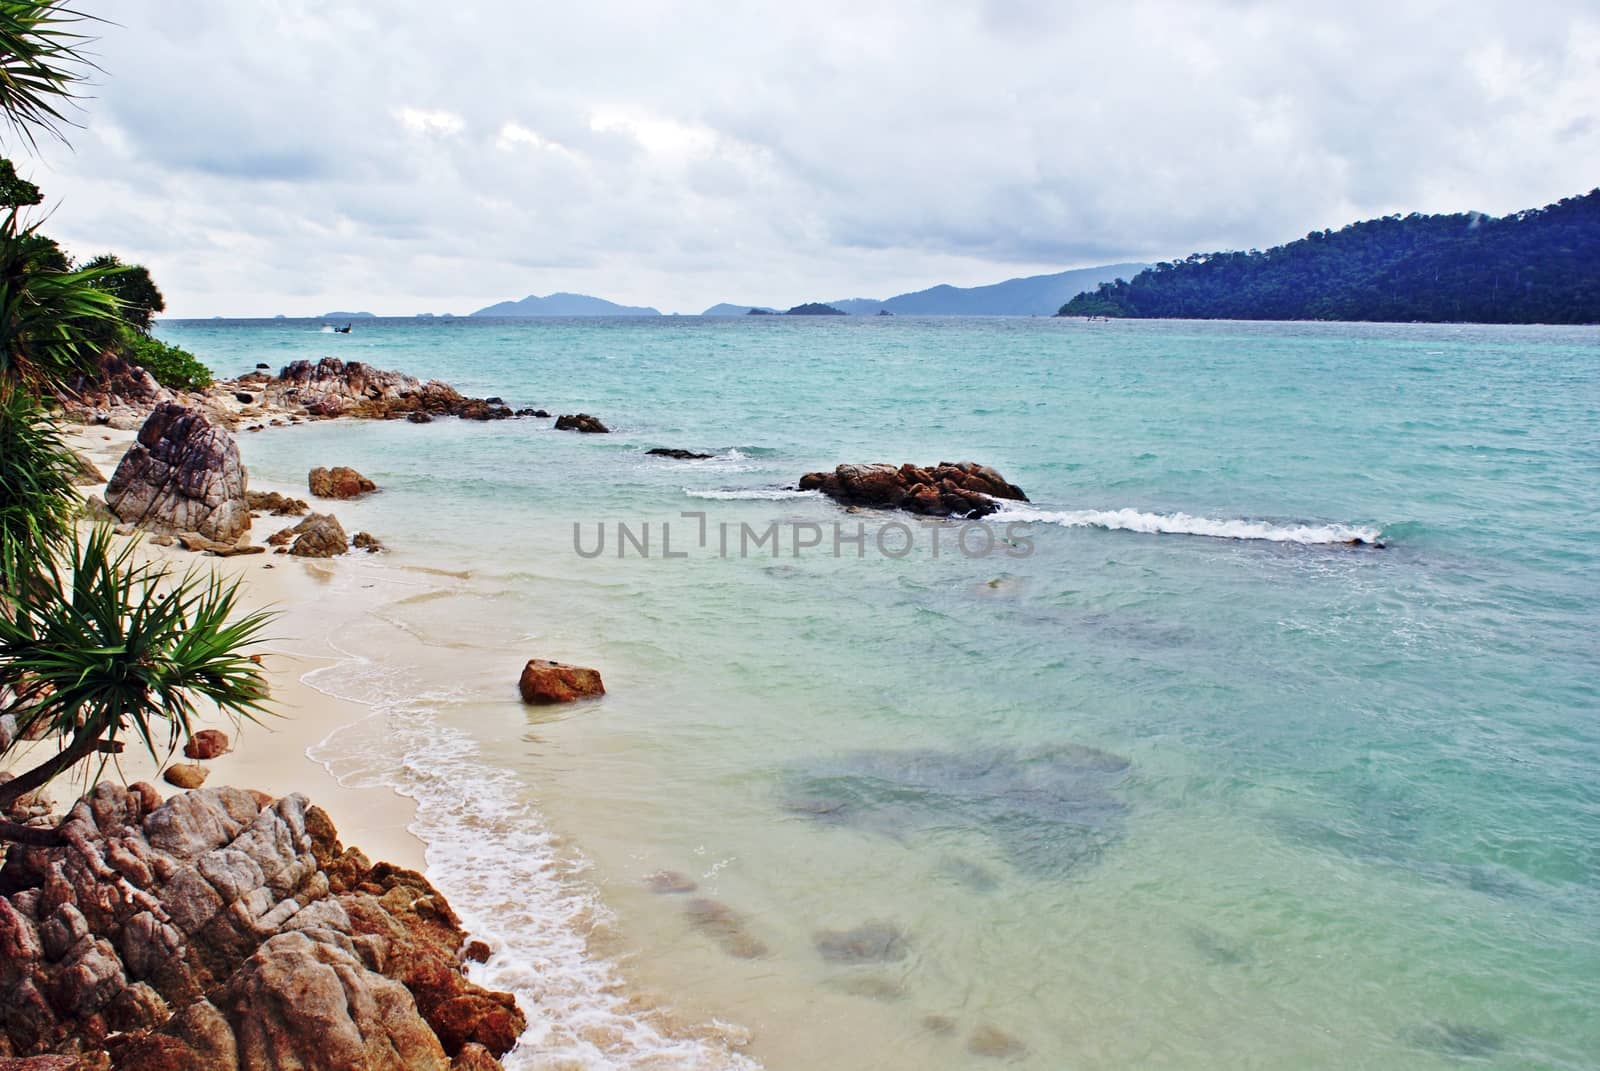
<box><xmin>0</xmin><ymin>527</ymin><xmax>274</xmax><ymax>844</ymax></box>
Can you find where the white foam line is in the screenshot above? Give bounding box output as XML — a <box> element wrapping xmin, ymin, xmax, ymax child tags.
<box><xmin>998</xmin><ymin>505</ymin><xmax>1382</xmax><ymax>545</ymax></box>
<box><xmin>683</xmin><ymin>487</ymin><xmax>821</xmax><ymax>501</ymax></box>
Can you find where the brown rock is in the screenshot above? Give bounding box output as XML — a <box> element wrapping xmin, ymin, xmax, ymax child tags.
<box><xmin>307</xmin><ymin>466</ymin><xmax>376</xmax><ymax>500</ymax></box>
<box><xmin>461</xmin><ymin>940</ymin><xmax>491</xmax><ymax>964</ymax></box>
<box><xmin>245</xmin><ymin>490</ymin><xmax>308</xmax><ymax>516</ymax></box>
<box><xmin>104</xmin><ymin>404</ymin><xmax>251</xmax><ymax>543</ymax></box>
<box><xmin>268</xmin><ymin>514</ymin><xmax>348</xmax><ymax>558</ymax></box>
<box><xmin>182</xmin><ymin>731</ymin><xmax>229</xmax><ymax>761</ymax></box>
<box><xmin>70</xmin><ymin>450</ymin><xmax>106</xmax><ymax>486</ymax></box>
<box><xmin>162</xmin><ymin>764</ymin><xmax>209</xmax><ymax>790</ymax></box>
<box><xmin>797</xmin><ymin>460</ymin><xmax>1028</xmax><ymax>518</ymax></box>
<box><xmin>646</xmin><ymin>448</ymin><xmax>713</xmax><ymax>459</ymax></box>
<box><xmin>967</xmin><ymin>1024</ymin><xmax>1027</xmax><ymax>1059</ymax></box>
<box><xmin>553</xmin><ymin>413</ymin><xmax>609</xmax><ymax>433</ymax></box>
<box><xmin>517</xmin><ymin>660</ymin><xmax>604</xmax><ymax>704</ymax></box>
<box><xmin>351</xmin><ymin>532</ymin><xmax>383</xmax><ymax>553</ymax></box>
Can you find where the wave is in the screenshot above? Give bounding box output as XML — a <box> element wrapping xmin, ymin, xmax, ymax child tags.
<box><xmin>302</xmin><ymin>648</ymin><xmax>759</xmax><ymax>1070</ymax></box>
<box><xmin>683</xmin><ymin>487</ymin><xmax>821</xmax><ymax>501</ymax></box>
<box><xmin>997</xmin><ymin>505</ymin><xmax>1383</xmax><ymax>545</ymax></box>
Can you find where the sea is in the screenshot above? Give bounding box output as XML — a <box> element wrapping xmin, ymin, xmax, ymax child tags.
<box><xmin>157</xmin><ymin>315</ymin><xmax>1599</xmax><ymax>1070</ymax></box>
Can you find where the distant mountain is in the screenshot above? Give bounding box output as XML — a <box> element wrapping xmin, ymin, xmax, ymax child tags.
<box><xmin>322</xmin><ymin>311</ymin><xmax>375</xmax><ymax>318</ymax></box>
<box><xmin>1060</xmin><ymin>190</ymin><xmax>1600</xmax><ymax>323</ymax></box>
<box><xmin>471</xmin><ymin>292</ymin><xmax>661</xmax><ymax>317</ymax></box>
<box><xmin>702</xmin><ymin>302</ymin><xmax>779</xmax><ymax>316</ymax></box>
<box><xmin>787</xmin><ymin>302</ymin><xmax>847</xmax><ymax>316</ymax></box>
<box><xmin>828</xmin><ymin>264</ymin><xmax>1148</xmax><ymax>316</ymax></box>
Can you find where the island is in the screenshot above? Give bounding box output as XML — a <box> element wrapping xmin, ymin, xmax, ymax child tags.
<box><xmin>786</xmin><ymin>302</ymin><xmax>847</xmax><ymax>316</ymax></box>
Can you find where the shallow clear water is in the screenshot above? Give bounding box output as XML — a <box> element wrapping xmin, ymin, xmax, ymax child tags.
<box><xmin>164</xmin><ymin>316</ymin><xmax>1600</xmax><ymax>1069</ymax></box>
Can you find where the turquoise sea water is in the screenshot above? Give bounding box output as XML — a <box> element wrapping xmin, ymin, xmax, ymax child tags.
<box><xmin>162</xmin><ymin>317</ymin><xmax>1599</xmax><ymax>1069</ymax></box>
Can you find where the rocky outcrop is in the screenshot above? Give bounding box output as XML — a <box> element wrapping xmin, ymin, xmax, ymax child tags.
<box><xmin>517</xmin><ymin>661</ymin><xmax>605</xmax><ymax>704</ymax></box>
<box><xmin>265</xmin><ymin>359</ymin><xmax>515</xmax><ymax>422</ymax></box>
<box><xmin>104</xmin><ymin>404</ymin><xmax>251</xmax><ymax>543</ymax></box>
<box><xmin>308</xmin><ymin>467</ymin><xmax>376</xmax><ymax>500</ymax></box>
<box><xmin>553</xmin><ymin>414</ymin><xmax>608</xmax><ymax>434</ymax></box>
<box><xmin>352</xmin><ymin>532</ymin><xmax>383</xmax><ymax>554</ymax></box>
<box><xmin>797</xmin><ymin>461</ymin><xmax>1028</xmax><ymax>518</ymax></box>
<box><xmin>267</xmin><ymin>514</ymin><xmax>349</xmax><ymax>558</ymax></box>
<box><xmin>0</xmin><ymin>783</ymin><xmax>524</xmax><ymax>1069</ymax></box>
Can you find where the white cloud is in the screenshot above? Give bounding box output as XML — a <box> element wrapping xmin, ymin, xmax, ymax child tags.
<box><xmin>395</xmin><ymin>107</ymin><xmax>465</xmax><ymax>137</ymax></box>
<box><xmin>16</xmin><ymin>0</ymin><xmax>1600</xmax><ymax>316</ymax></box>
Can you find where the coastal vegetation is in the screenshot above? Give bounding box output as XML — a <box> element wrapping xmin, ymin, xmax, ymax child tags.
<box><xmin>0</xmin><ymin>0</ymin><xmax>266</xmax><ymax>844</ymax></box>
<box><xmin>1059</xmin><ymin>189</ymin><xmax>1600</xmax><ymax>323</ymax></box>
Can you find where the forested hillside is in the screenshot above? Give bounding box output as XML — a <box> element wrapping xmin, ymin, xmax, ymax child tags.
<box><xmin>1059</xmin><ymin>190</ymin><xmax>1600</xmax><ymax>323</ymax></box>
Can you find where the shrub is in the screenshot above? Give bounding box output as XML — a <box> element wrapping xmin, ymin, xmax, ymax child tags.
<box><xmin>123</xmin><ymin>331</ymin><xmax>212</xmax><ymax>391</ymax></box>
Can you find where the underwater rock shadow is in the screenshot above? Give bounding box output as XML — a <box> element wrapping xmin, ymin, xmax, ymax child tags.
<box><xmin>780</xmin><ymin>743</ymin><xmax>1132</xmax><ymax>877</ymax></box>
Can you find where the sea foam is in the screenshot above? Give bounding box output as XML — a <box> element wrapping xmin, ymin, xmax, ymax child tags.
<box><xmin>998</xmin><ymin>505</ymin><xmax>1383</xmax><ymax>545</ymax></box>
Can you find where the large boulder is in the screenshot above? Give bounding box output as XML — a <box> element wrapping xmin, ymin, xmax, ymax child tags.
<box><xmin>0</xmin><ymin>783</ymin><xmax>525</xmax><ymax>1069</ymax></box>
<box><xmin>797</xmin><ymin>461</ymin><xmax>1028</xmax><ymax>518</ymax></box>
<box><xmin>517</xmin><ymin>660</ymin><xmax>605</xmax><ymax>704</ymax></box>
<box><xmin>307</xmin><ymin>467</ymin><xmax>376</xmax><ymax>500</ymax></box>
<box><xmin>105</xmin><ymin>404</ymin><xmax>251</xmax><ymax>543</ymax></box>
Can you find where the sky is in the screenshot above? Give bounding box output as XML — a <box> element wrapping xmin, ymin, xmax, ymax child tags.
<box><xmin>17</xmin><ymin>0</ymin><xmax>1600</xmax><ymax>317</ymax></box>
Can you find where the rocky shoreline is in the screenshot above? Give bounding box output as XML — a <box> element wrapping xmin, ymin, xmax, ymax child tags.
<box><xmin>0</xmin><ymin>782</ymin><xmax>523</xmax><ymax>1070</ymax></box>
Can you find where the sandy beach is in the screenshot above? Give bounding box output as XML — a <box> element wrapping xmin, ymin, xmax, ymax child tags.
<box><xmin>33</xmin><ymin>420</ymin><xmax>428</xmax><ymax>871</ymax></box>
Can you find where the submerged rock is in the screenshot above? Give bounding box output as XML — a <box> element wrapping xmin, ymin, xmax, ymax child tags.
<box><xmin>683</xmin><ymin>898</ymin><xmax>768</xmax><ymax>960</ymax></box>
<box><xmin>1397</xmin><ymin>1020</ymin><xmax>1506</xmax><ymax>1060</ymax></box>
<box><xmin>644</xmin><ymin>870</ymin><xmax>698</xmax><ymax>894</ymax></box>
<box><xmin>104</xmin><ymin>403</ymin><xmax>251</xmax><ymax>543</ymax></box>
<box><xmin>967</xmin><ymin>1024</ymin><xmax>1027</xmax><ymax>1059</ymax></box>
<box><xmin>554</xmin><ymin>413</ymin><xmax>609</xmax><ymax>434</ymax></box>
<box><xmin>517</xmin><ymin>660</ymin><xmax>605</xmax><ymax>704</ymax></box>
<box><xmin>781</xmin><ymin>744</ymin><xmax>1130</xmax><ymax>876</ymax></box>
<box><xmin>797</xmin><ymin>461</ymin><xmax>1027</xmax><ymax>518</ymax></box>
<box><xmin>646</xmin><ymin>448</ymin><xmax>714</xmax><ymax>460</ymax></box>
<box><xmin>813</xmin><ymin>920</ymin><xmax>909</xmax><ymax>964</ymax></box>
<box><xmin>0</xmin><ymin>783</ymin><xmax>523</xmax><ymax>1069</ymax></box>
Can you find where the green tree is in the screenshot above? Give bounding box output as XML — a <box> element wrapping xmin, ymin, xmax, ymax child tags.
<box><xmin>0</xmin><ymin>156</ymin><xmax>40</xmax><ymax>206</ymax></box>
<box><xmin>83</xmin><ymin>253</ymin><xmax>165</xmax><ymax>332</ymax></box>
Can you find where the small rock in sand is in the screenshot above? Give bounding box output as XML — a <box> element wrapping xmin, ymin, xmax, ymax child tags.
<box><xmin>966</xmin><ymin>1025</ymin><xmax>1027</xmax><ymax>1059</ymax></box>
<box><xmin>182</xmin><ymin>729</ymin><xmax>230</xmax><ymax>760</ymax></box>
<box><xmin>162</xmin><ymin>763</ymin><xmax>208</xmax><ymax>789</ymax></box>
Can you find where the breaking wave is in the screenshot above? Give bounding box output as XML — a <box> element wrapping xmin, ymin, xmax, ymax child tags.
<box><xmin>998</xmin><ymin>505</ymin><xmax>1383</xmax><ymax>545</ymax></box>
<box><xmin>683</xmin><ymin>487</ymin><xmax>821</xmax><ymax>501</ymax></box>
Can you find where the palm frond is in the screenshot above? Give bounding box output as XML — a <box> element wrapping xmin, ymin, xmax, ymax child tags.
<box><xmin>0</xmin><ymin>1</ymin><xmax>99</xmax><ymax>152</ymax></box>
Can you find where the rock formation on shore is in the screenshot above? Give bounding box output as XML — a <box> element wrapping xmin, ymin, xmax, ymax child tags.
<box><xmin>798</xmin><ymin>462</ymin><xmax>1028</xmax><ymax>518</ymax></box>
<box><xmin>262</xmin><ymin>359</ymin><xmax>514</xmax><ymax>422</ymax></box>
<box><xmin>0</xmin><ymin>782</ymin><xmax>524</xmax><ymax>1070</ymax></box>
<box><xmin>104</xmin><ymin>404</ymin><xmax>252</xmax><ymax>544</ymax></box>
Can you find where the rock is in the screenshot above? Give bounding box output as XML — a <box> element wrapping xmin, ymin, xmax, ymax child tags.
<box><xmin>531</xmin><ymin>409</ymin><xmax>550</xmax><ymax>419</ymax></box>
<box><xmin>183</xmin><ymin>730</ymin><xmax>230</xmax><ymax>760</ymax></box>
<box><xmin>967</xmin><ymin>1024</ymin><xmax>1027</xmax><ymax>1059</ymax></box>
<box><xmin>234</xmin><ymin>392</ymin><xmax>255</xmax><ymax>404</ymax></box>
<box><xmin>921</xmin><ymin>1014</ymin><xmax>957</xmax><ymax>1036</ymax></box>
<box><xmin>517</xmin><ymin>660</ymin><xmax>604</xmax><ymax>704</ymax></box>
<box><xmin>351</xmin><ymin>532</ymin><xmax>383</xmax><ymax>553</ymax></box>
<box><xmin>307</xmin><ymin>466</ymin><xmax>376</xmax><ymax>499</ymax></box>
<box><xmin>79</xmin><ymin>495</ymin><xmax>116</xmax><ymax>523</ymax></box>
<box><xmin>813</xmin><ymin>920</ymin><xmax>908</xmax><ymax>963</ymax></box>
<box><xmin>553</xmin><ymin>414</ymin><xmax>608</xmax><ymax>434</ymax></box>
<box><xmin>174</xmin><ymin>532</ymin><xmax>264</xmax><ymax>557</ymax></box>
<box><xmin>644</xmin><ymin>870</ymin><xmax>698</xmax><ymax>895</ymax></box>
<box><xmin>264</xmin><ymin>357</ymin><xmax>506</xmax><ymax>423</ymax></box>
<box><xmin>0</xmin><ymin>784</ymin><xmax>523</xmax><ymax>1069</ymax></box>
<box><xmin>268</xmin><ymin>514</ymin><xmax>349</xmax><ymax>558</ymax></box>
<box><xmin>462</xmin><ymin>940</ymin><xmax>491</xmax><ymax>964</ymax></box>
<box><xmin>797</xmin><ymin>461</ymin><xmax>1027</xmax><ymax>519</ymax></box>
<box><xmin>683</xmin><ymin>898</ymin><xmax>768</xmax><ymax>960</ymax></box>
<box><xmin>162</xmin><ymin>764</ymin><xmax>209</xmax><ymax>789</ymax></box>
<box><xmin>255</xmin><ymin>363</ymin><xmax>270</xmax><ymax>369</ymax></box>
<box><xmin>245</xmin><ymin>491</ymin><xmax>308</xmax><ymax>516</ymax></box>
<box><xmin>69</xmin><ymin>451</ymin><xmax>106</xmax><ymax>486</ymax></box>
<box><xmin>104</xmin><ymin>404</ymin><xmax>251</xmax><ymax>543</ymax></box>
<box><xmin>646</xmin><ymin>448</ymin><xmax>714</xmax><ymax>460</ymax></box>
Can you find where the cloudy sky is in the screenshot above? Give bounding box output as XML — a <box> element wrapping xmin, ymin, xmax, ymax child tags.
<box><xmin>19</xmin><ymin>0</ymin><xmax>1600</xmax><ymax>316</ymax></box>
